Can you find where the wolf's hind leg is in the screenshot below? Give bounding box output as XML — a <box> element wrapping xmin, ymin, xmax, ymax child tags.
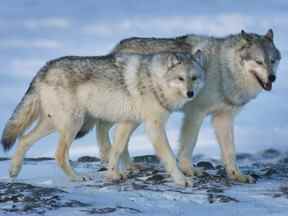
<box><xmin>10</xmin><ymin>116</ymin><xmax>54</xmax><ymax>179</ymax></box>
<box><xmin>178</xmin><ymin>109</ymin><xmax>206</xmax><ymax>177</ymax></box>
<box><xmin>96</xmin><ymin>120</ymin><xmax>113</xmax><ymax>162</ymax></box>
<box><xmin>55</xmin><ymin>129</ymin><xmax>84</xmax><ymax>181</ymax></box>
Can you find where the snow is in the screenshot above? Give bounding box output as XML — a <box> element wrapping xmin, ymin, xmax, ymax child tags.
<box><xmin>1</xmin><ymin>151</ymin><xmax>288</xmax><ymax>216</ymax></box>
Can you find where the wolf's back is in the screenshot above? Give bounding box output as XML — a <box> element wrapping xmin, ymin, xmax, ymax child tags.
<box><xmin>1</xmin><ymin>83</ymin><xmax>40</xmax><ymax>151</ymax></box>
<box><xmin>111</xmin><ymin>37</ymin><xmax>193</xmax><ymax>54</ymax></box>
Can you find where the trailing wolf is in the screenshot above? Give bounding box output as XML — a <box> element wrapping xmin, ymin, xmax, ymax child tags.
<box><xmin>1</xmin><ymin>51</ymin><xmax>206</xmax><ymax>186</ymax></box>
<box><xmin>95</xmin><ymin>29</ymin><xmax>281</xmax><ymax>183</ymax></box>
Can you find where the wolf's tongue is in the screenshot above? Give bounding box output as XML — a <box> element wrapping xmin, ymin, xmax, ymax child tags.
<box><xmin>264</xmin><ymin>82</ymin><xmax>272</xmax><ymax>91</ymax></box>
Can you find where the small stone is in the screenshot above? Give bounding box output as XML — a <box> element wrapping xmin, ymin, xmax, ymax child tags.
<box><xmin>196</xmin><ymin>161</ymin><xmax>215</xmax><ymax>170</ymax></box>
<box><xmin>261</xmin><ymin>149</ymin><xmax>281</xmax><ymax>159</ymax></box>
<box><xmin>24</xmin><ymin>157</ymin><xmax>54</xmax><ymax>162</ymax></box>
<box><xmin>236</xmin><ymin>153</ymin><xmax>254</xmax><ymax>161</ymax></box>
<box><xmin>97</xmin><ymin>167</ymin><xmax>107</xmax><ymax>172</ymax></box>
<box><xmin>133</xmin><ymin>155</ymin><xmax>159</xmax><ymax>164</ymax></box>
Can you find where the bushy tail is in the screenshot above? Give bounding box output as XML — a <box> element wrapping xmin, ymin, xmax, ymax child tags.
<box><xmin>1</xmin><ymin>84</ymin><xmax>40</xmax><ymax>151</ymax></box>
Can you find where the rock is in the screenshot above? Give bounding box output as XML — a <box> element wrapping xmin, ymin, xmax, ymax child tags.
<box><xmin>261</xmin><ymin>149</ymin><xmax>281</xmax><ymax>159</ymax></box>
<box><xmin>83</xmin><ymin>207</ymin><xmax>116</xmax><ymax>214</ymax></box>
<box><xmin>24</xmin><ymin>157</ymin><xmax>54</xmax><ymax>162</ymax></box>
<box><xmin>196</xmin><ymin>161</ymin><xmax>215</xmax><ymax>170</ymax></box>
<box><xmin>262</xmin><ymin>168</ymin><xmax>277</xmax><ymax>177</ymax></box>
<box><xmin>82</xmin><ymin>206</ymin><xmax>141</xmax><ymax>214</ymax></box>
<box><xmin>236</xmin><ymin>153</ymin><xmax>254</xmax><ymax>161</ymax></box>
<box><xmin>97</xmin><ymin>167</ymin><xmax>108</xmax><ymax>172</ymax></box>
<box><xmin>133</xmin><ymin>155</ymin><xmax>159</xmax><ymax>164</ymax></box>
<box><xmin>77</xmin><ymin>156</ymin><xmax>100</xmax><ymax>163</ymax></box>
<box><xmin>208</xmin><ymin>194</ymin><xmax>239</xmax><ymax>203</ymax></box>
<box><xmin>278</xmin><ymin>157</ymin><xmax>288</xmax><ymax>164</ymax></box>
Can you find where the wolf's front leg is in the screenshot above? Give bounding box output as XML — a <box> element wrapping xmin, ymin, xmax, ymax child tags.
<box><xmin>144</xmin><ymin>118</ymin><xmax>191</xmax><ymax>186</ymax></box>
<box><xmin>106</xmin><ymin>122</ymin><xmax>138</xmax><ymax>181</ymax></box>
<box><xmin>178</xmin><ymin>109</ymin><xmax>206</xmax><ymax>176</ymax></box>
<box><xmin>212</xmin><ymin>110</ymin><xmax>255</xmax><ymax>183</ymax></box>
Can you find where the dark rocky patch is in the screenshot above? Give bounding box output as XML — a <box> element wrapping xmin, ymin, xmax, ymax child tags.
<box><xmin>97</xmin><ymin>166</ymin><xmax>108</xmax><ymax>172</ymax></box>
<box><xmin>144</xmin><ymin>174</ymin><xmax>167</xmax><ymax>184</ymax></box>
<box><xmin>78</xmin><ymin>156</ymin><xmax>101</xmax><ymax>163</ymax></box>
<box><xmin>83</xmin><ymin>207</ymin><xmax>117</xmax><ymax>214</ymax></box>
<box><xmin>0</xmin><ymin>182</ymin><xmax>89</xmax><ymax>214</ymax></box>
<box><xmin>236</xmin><ymin>153</ymin><xmax>254</xmax><ymax>161</ymax></box>
<box><xmin>208</xmin><ymin>193</ymin><xmax>239</xmax><ymax>203</ymax></box>
<box><xmin>133</xmin><ymin>155</ymin><xmax>159</xmax><ymax>164</ymax></box>
<box><xmin>82</xmin><ymin>206</ymin><xmax>141</xmax><ymax>214</ymax></box>
<box><xmin>261</xmin><ymin>148</ymin><xmax>281</xmax><ymax>159</ymax></box>
<box><xmin>24</xmin><ymin>157</ymin><xmax>54</xmax><ymax>162</ymax></box>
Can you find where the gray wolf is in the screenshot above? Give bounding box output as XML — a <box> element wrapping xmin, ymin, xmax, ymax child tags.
<box><xmin>96</xmin><ymin>29</ymin><xmax>281</xmax><ymax>183</ymax></box>
<box><xmin>1</xmin><ymin>51</ymin><xmax>206</xmax><ymax>186</ymax></box>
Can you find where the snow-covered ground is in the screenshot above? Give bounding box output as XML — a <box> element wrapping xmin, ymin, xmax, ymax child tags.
<box><xmin>1</xmin><ymin>150</ymin><xmax>288</xmax><ymax>216</ymax></box>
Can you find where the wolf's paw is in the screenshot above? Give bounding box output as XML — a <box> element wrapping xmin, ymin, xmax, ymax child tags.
<box><xmin>171</xmin><ymin>169</ymin><xmax>192</xmax><ymax>187</ymax></box>
<box><xmin>228</xmin><ymin>171</ymin><xmax>256</xmax><ymax>183</ymax></box>
<box><xmin>106</xmin><ymin>171</ymin><xmax>127</xmax><ymax>183</ymax></box>
<box><xmin>9</xmin><ymin>166</ymin><xmax>21</xmax><ymax>179</ymax></box>
<box><xmin>179</xmin><ymin>160</ymin><xmax>204</xmax><ymax>177</ymax></box>
<box><xmin>173</xmin><ymin>175</ymin><xmax>192</xmax><ymax>187</ymax></box>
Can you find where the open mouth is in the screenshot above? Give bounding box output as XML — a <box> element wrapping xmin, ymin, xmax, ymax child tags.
<box><xmin>250</xmin><ymin>70</ymin><xmax>272</xmax><ymax>91</ymax></box>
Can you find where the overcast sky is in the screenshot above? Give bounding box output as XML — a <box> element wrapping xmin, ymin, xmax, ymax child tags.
<box><xmin>0</xmin><ymin>0</ymin><xmax>287</xmax><ymax>158</ymax></box>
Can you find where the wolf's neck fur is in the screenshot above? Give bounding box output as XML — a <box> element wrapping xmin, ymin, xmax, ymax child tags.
<box><xmin>132</xmin><ymin>59</ymin><xmax>173</xmax><ymax>112</ymax></box>
<box><xmin>145</xmin><ymin>67</ymin><xmax>174</xmax><ymax>112</ymax></box>
<box><xmin>219</xmin><ymin>38</ymin><xmax>262</xmax><ymax>107</ymax></box>
<box><xmin>196</xmin><ymin>35</ymin><xmax>262</xmax><ymax>107</ymax></box>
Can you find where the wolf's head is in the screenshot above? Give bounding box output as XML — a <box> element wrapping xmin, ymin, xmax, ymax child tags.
<box><xmin>151</xmin><ymin>51</ymin><xmax>206</xmax><ymax>107</ymax></box>
<box><xmin>234</xmin><ymin>29</ymin><xmax>281</xmax><ymax>92</ymax></box>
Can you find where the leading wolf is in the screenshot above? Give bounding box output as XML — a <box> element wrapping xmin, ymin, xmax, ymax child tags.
<box><xmin>1</xmin><ymin>51</ymin><xmax>205</xmax><ymax>186</ymax></box>
<box><xmin>96</xmin><ymin>29</ymin><xmax>281</xmax><ymax>183</ymax></box>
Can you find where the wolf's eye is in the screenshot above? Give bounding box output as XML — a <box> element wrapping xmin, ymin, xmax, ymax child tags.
<box><xmin>191</xmin><ymin>76</ymin><xmax>197</xmax><ymax>81</ymax></box>
<box><xmin>271</xmin><ymin>59</ymin><xmax>276</xmax><ymax>64</ymax></box>
<box><xmin>255</xmin><ymin>60</ymin><xmax>264</xmax><ymax>65</ymax></box>
<box><xmin>178</xmin><ymin>77</ymin><xmax>185</xmax><ymax>81</ymax></box>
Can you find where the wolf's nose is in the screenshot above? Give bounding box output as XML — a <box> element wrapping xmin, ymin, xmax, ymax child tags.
<box><xmin>186</xmin><ymin>91</ymin><xmax>194</xmax><ymax>98</ymax></box>
<box><xmin>268</xmin><ymin>74</ymin><xmax>276</xmax><ymax>82</ymax></box>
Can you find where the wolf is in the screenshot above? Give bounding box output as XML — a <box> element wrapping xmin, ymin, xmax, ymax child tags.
<box><xmin>94</xmin><ymin>29</ymin><xmax>281</xmax><ymax>183</ymax></box>
<box><xmin>1</xmin><ymin>51</ymin><xmax>206</xmax><ymax>186</ymax></box>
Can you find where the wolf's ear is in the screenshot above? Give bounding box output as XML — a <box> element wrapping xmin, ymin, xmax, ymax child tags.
<box><xmin>238</xmin><ymin>30</ymin><xmax>252</xmax><ymax>47</ymax></box>
<box><xmin>240</xmin><ymin>30</ymin><xmax>252</xmax><ymax>41</ymax></box>
<box><xmin>193</xmin><ymin>49</ymin><xmax>206</xmax><ymax>67</ymax></box>
<box><xmin>265</xmin><ymin>29</ymin><xmax>273</xmax><ymax>41</ymax></box>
